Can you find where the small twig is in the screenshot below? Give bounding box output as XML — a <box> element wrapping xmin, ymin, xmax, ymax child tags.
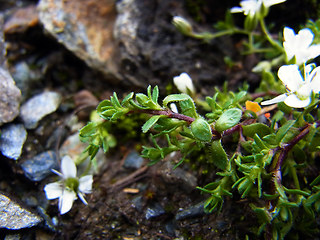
<box><xmin>109</xmin><ymin>166</ymin><xmax>149</xmax><ymax>192</ymax></box>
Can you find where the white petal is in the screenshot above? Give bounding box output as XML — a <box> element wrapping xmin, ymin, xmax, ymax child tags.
<box><xmin>306</xmin><ymin>45</ymin><xmax>320</xmax><ymax>61</ymax></box>
<box><xmin>278</xmin><ymin>65</ymin><xmax>304</xmax><ymax>91</ymax></box>
<box><xmin>59</xmin><ymin>189</ymin><xmax>76</xmax><ymax>215</ymax></box>
<box><xmin>297</xmin><ymin>29</ymin><xmax>314</xmax><ymax>49</ymax></box>
<box><xmin>263</xmin><ymin>0</ymin><xmax>286</xmax><ymax>7</ymax></box>
<box><xmin>284</xmin><ymin>94</ymin><xmax>311</xmax><ymax>108</ymax></box>
<box><xmin>170</xmin><ymin>103</ymin><xmax>178</xmax><ymax>113</ymax></box>
<box><xmin>79</xmin><ymin>175</ymin><xmax>93</xmax><ymax>194</ymax></box>
<box><xmin>230</xmin><ymin>6</ymin><xmax>243</xmax><ymax>13</ymax></box>
<box><xmin>78</xmin><ymin>192</ymin><xmax>88</xmax><ymax>205</ymax></box>
<box><xmin>261</xmin><ymin>93</ymin><xmax>288</xmax><ymax>105</ymax></box>
<box><xmin>61</xmin><ymin>155</ymin><xmax>77</xmax><ymax>178</ymax></box>
<box><xmin>44</xmin><ymin>182</ymin><xmax>63</xmax><ymax>200</ymax></box>
<box><xmin>310</xmin><ymin>67</ymin><xmax>320</xmax><ymax>93</ymax></box>
<box><xmin>283</xmin><ymin>27</ymin><xmax>295</xmax><ymax>43</ymax></box>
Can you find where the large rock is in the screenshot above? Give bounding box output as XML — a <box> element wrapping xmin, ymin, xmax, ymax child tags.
<box><xmin>0</xmin><ymin>17</ymin><xmax>21</xmax><ymax>126</ymax></box>
<box><xmin>37</xmin><ymin>0</ymin><xmax>230</xmax><ymax>88</ymax></box>
<box><xmin>37</xmin><ymin>0</ymin><xmax>121</xmax><ymax>82</ymax></box>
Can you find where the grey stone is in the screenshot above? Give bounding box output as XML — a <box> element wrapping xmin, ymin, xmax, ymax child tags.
<box><xmin>0</xmin><ymin>193</ymin><xmax>42</xmax><ymax>229</ymax></box>
<box><xmin>123</xmin><ymin>151</ymin><xmax>144</xmax><ymax>169</ymax></box>
<box><xmin>20</xmin><ymin>91</ymin><xmax>61</xmax><ymax>129</ymax></box>
<box><xmin>20</xmin><ymin>151</ymin><xmax>58</xmax><ymax>181</ymax></box>
<box><xmin>157</xmin><ymin>161</ymin><xmax>197</xmax><ymax>192</ymax></box>
<box><xmin>175</xmin><ymin>201</ymin><xmax>205</xmax><ymax>221</ymax></box>
<box><xmin>0</xmin><ymin>124</ymin><xmax>27</xmax><ymax>160</ymax></box>
<box><xmin>0</xmin><ymin>67</ymin><xmax>22</xmax><ymax>126</ymax></box>
<box><xmin>0</xmin><ymin>18</ymin><xmax>22</xmax><ymax>126</ymax></box>
<box><xmin>145</xmin><ymin>202</ymin><xmax>165</xmax><ymax>220</ymax></box>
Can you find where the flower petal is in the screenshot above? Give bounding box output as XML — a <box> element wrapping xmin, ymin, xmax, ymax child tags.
<box><xmin>44</xmin><ymin>182</ymin><xmax>63</xmax><ymax>200</ymax></box>
<box><xmin>261</xmin><ymin>93</ymin><xmax>288</xmax><ymax>105</ymax></box>
<box><xmin>61</xmin><ymin>155</ymin><xmax>77</xmax><ymax>178</ymax></box>
<box><xmin>297</xmin><ymin>29</ymin><xmax>314</xmax><ymax>49</ymax></box>
<box><xmin>263</xmin><ymin>0</ymin><xmax>286</xmax><ymax>7</ymax></box>
<box><xmin>278</xmin><ymin>65</ymin><xmax>304</xmax><ymax>91</ymax></box>
<box><xmin>284</xmin><ymin>94</ymin><xmax>311</xmax><ymax>108</ymax></box>
<box><xmin>310</xmin><ymin>66</ymin><xmax>320</xmax><ymax>93</ymax></box>
<box><xmin>79</xmin><ymin>175</ymin><xmax>93</xmax><ymax>194</ymax></box>
<box><xmin>78</xmin><ymin>192</ymin><xmax>88</xmax><ymax>205</ymax></box>
<box><xmin>59</xmin><ymin>189</ymin><xmax>76</xmax><ymax>215</ymax></box>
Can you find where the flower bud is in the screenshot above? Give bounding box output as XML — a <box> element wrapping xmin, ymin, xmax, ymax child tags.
<box><xmin>172</xmin><ymin>16</ymin><xmax>193</xmax><ymax>36</ymax></box>
<box><xmin>173</xmin><ymin>72</ymin><xmax>195</xmax><ymax>94</ymax></box>
<box><xmin>191</xmin><ymin>117</ymin><xmax>212</xmax><ymax>142</ymax></box>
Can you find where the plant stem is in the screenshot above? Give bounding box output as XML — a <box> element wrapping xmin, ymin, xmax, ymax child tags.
<box><xmin>259</xmin><ymin>17</ymin><xmax>283</xmax><ymax>52</ymax></box>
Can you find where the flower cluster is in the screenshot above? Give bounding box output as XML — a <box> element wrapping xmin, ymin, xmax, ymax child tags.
<box><xmin>44</xmin><ymin>155</ymin><xmax>93</xmax><ymax>214</ymax></box>
<box><xmin>261</xmin><ymin>26</ymin><xmax>320</xmax><ymax>108</ymax></box>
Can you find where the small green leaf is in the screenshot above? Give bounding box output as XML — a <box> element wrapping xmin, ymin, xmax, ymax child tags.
<box><xmin>152</xmin><ymin>86</ymin><xmax>159</xmax><ymax>103</ymax></box>
<box><xmin>242</xmin><ymin>123</ymin><xmax>271</xmax><ymax>138</ymax></box>
<box><xmin>191</xmin><ymin>117</ymin><xmax>212</xmax><ymax>142</ymax></box>
<box><xmin>276</xmin><ymin>120</ymin><xmax>295</xmax><ymax>143</ymax></box>
<box><xmin>215</xmin><ymin>108</ymin><xmax>242</xmax><ymax>133</ymax></box>
<box><xmin>163</xmin><ymin>93</ymin><xmax>191</xmax><ymax>108</ymax></box>
<box><xmin>136</xmin><ymin>93</ymin><xmax>149</xmax><ymax>106</ymax></box>
<box><xmin>210</xmin><ymin>140</ymin><xmax>229</xmax><ymax>170</ymax></box>
<box><xmin>142</xmin><ymin>115</ymin><xmax>163</xmax><ymax>133</ymax></box>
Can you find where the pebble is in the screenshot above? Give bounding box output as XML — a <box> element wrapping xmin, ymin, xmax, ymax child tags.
<box><xmin>175</xmin><ymin>201</ymin><xmax>206</xmax><ymax>221</ymax></box>
<box><xmin>0</xmin><ymin>193</ymin><xmax>42</xmax><ymax>229</ymax></box>
<box><xmin>145</xmin><ymin>202</ymin><xmax>165</xmax><ymax>220</ymax></box>
<box><xmin>0</xmin><ymin>124</ymin><xmax>27</xmax><ymax>160</ymax></box>
<box><xmin>20</xmin><ymin>151</ymin><xmax>58</xmax><ymax>181</ymax></box>
<box><xmin>123</xmin><ymin>151</ymin><xmax>144</xmax><ymax>169</ymax></box>
<box><xmin>19</xmin><ymin>91</ymin><xmax>61</xmax><ymax>129</ymax></box>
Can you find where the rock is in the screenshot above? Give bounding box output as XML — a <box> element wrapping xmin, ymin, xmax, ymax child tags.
<box><xmin>145</xmin><ymin>202</ymin><xmax>165</xmax><ymax>220</ymax></box>
<box><xmin>20</xmin><ymin>151</ymin><xmax>59</xmax><ymax>181</ymax></box>
<box><xmin>10</xmin><ymin>61</ymin><xmax>42</xmax><ymax>100</ymax></box>
<box><xmin>123</xmin><ymin>151</ymin><xmax>144</xmax><ymax>169</ymax></box>
<box><xmin>0</xmin><ymin>67</ymin><xmax>22</xmax><ymax>126</ymax></box>
<box><xmin>19</xmin><ymin>91</ymin><xmax>61</xmax><ymax>129</ymax></box>
<box><xmin>0</xmin><ymin>193</ymin><xmax>42</xmax><ymax>229</ymax></box>
<box><xmin>0</xmin><ymin>124</ymin><xmax>27</xmax><ymax>160</ymax></box>
<box><xmin>113</xmin><ymin>0</ymin><xmax>229</xmax><ymax>88</ymax></box>
<box><xmin>37</xmin><ymin>0</ymin><xmax>121</xmax><ymax>82</ymax></box>
<box><xmin>157</xmin><ymin>161</ymin><xmax>197</xmax><ymax>192</ymax></box>
<box><xmin>175</xmin><ymin>201</ymin><xmax>205</xmax><ymax>221</ymax></box>
<box><xmin>3</xmin><ymin>5</ymin><xmax>39</xmax><ymax>34</ymax></box>
<box><xmin>0</xmin><ymin>17</ymin><xmax>22</xmax><ymax>126</ymax></box>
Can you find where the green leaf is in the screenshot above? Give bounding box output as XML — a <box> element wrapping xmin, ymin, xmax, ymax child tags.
<box><xmin>152</xmin><ymin>86</ymin><xmax>159</xmax><ymax>103</ymax></box>
<box><xmin>215</xmin><ymin>108</ymin><xmax>242</xmax><ymax>133</ymax></box>
<box><xmin>163</xmin><ymin>93</ymin><xmax>191</xmax><ymax>108</ymax></box>
<box><xmin>242</xmin><ymin>123</ymin><xmax>271</xmax><ymax>138</ymax></box>
<box><xmin>136</xmin><ymin>93</ymin><xmax>149</xmax><ymax>106</ymax></box>
<box><xmin>142</xmin><ymin>115</ymin><xmax>163</xmax><ymax>133</ymax></box>
<box><xmin>179</xmin><ymin>98</ymin><xmax>198</xmax><ymax>118</ymax></box>
<box><xmin>121</xmin><ymin>92</ymin><xmax>134</xmax><ymax>106</ymax></box>
<box><xmin>190</xmin><ymin>117</ymin><xmax>212</xmax><ymax>142</ymax></box>
<box><xmin>276</xmin><ymin>120</ymin><xmax>295</xmax><ymax>144</ymax></box>
<box><xmin>210</xmin><ymin>140</ymin><xmax>229</xmax><ymax>170</ymax></box>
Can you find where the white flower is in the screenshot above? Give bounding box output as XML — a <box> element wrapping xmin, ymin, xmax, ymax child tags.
<box><xmin>261</xmin><ymin>64</ymin><xmax>320</xmax><ymax>108</ymax></box>
<box><xmin>170</xmin><ymin>103</ymin><xmax>178</xmax><ymax>113</ymax></box>
<box><xmin>283</xmin><ymin>27</ymin><xmax>320</xmax><ymax>65</ymax></box>
<box><xmin>173</xmin><ymin>72</ymin><xmax>195</xmax><ymax>94</ymax></box>
<box><xmin>44</xmin><ymin>155</ymin><xmax>93</xmax><ymax>214</ymax></box>
<box><xmin>231</xmin><ymin>0</ymin><xmax>286</xmax><ymax>16</ymax></box>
